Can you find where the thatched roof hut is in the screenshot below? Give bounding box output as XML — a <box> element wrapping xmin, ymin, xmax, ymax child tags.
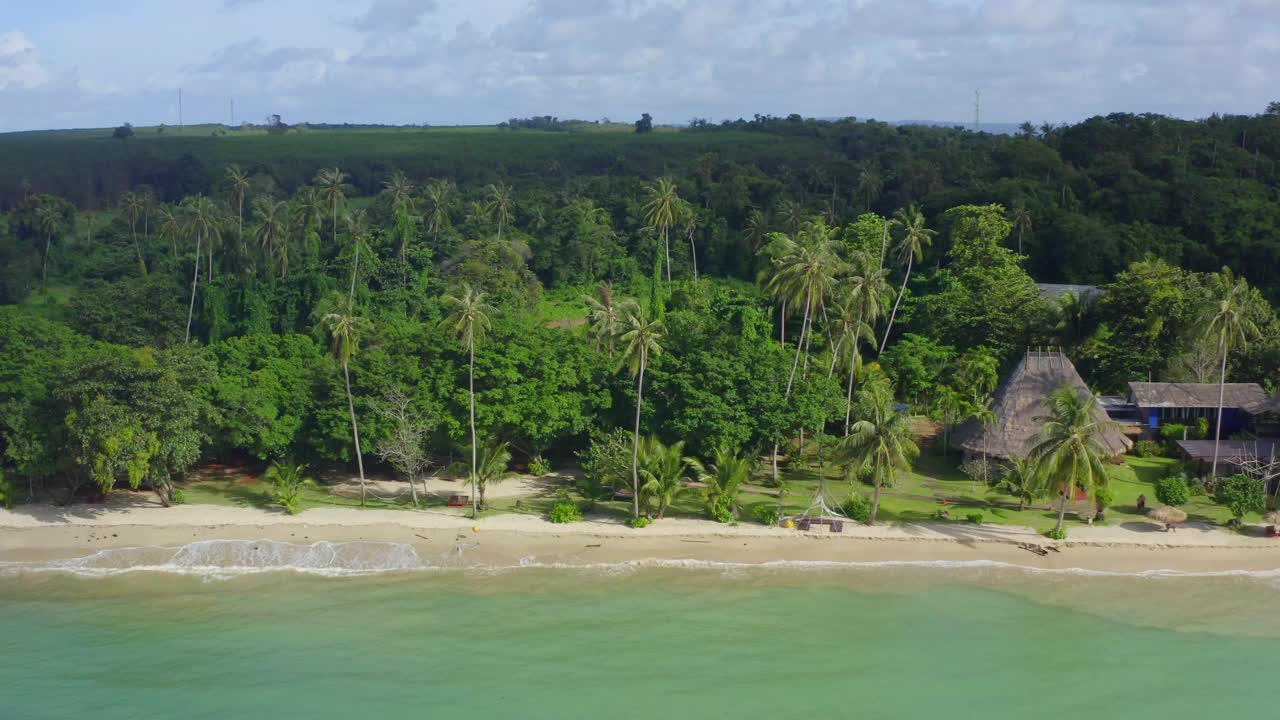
<box><xmin>1148</xmin><ymin>506</ymin><xmax>1188</xmax><ymax>525</ymax></box>
<box><xmin>953</xmin><ymin>351</ymin><xmax>1133</xmax><ymax>461</ymax></box>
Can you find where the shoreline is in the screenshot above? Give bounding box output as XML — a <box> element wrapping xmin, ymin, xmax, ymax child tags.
<box><xmin>3</xmin><ymin>501</ymin><xmax>1280</xmax><ymax>574</ymax></box>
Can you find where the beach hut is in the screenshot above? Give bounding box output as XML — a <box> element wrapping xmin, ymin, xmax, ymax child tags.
<box><xmin>1147</xmin><ymin>505</ymin><xmax>1188</xmax><ymax>531</ymax></box>
<box><xmin>953</xmin><ymin>351</ymin><xmax>1133</xmax><ymax>462</ymax></box>
<box><xmin>1128</xmin><ymin>382</ymin><xmax>1266</xmax><ymax>438</ymax></box>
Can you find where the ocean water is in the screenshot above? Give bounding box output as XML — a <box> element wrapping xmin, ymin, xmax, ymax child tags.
<box><xmin>2</xmin><ymin>540</ymin><xmax>1278</xmax><ymax>719</ymax></box>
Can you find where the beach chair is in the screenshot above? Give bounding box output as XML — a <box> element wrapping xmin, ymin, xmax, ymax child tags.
<box><xmin>447</xmin><ymin>494</ymin><xmax>470</xmax><ymax>508</ymax></box>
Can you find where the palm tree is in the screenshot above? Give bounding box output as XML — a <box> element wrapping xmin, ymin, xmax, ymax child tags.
<box><xmin>680</xmin><ymin>201</ymin><xmax>700</xmax><ymax>281</ymax></box>
<box><xmin>689</xmin><ymin>445</ymin><xmax>752</xmax><ymax>520</ymax></box>
<box><xmin>642</xmin><ymin>177</ymin><xmax>680</xmax><ymax>282</ymax></box>
<box><xmin>1028</xmin><ymin>387</ymin><xmax>1118</xmax><ymax>534</ymax></box>
<box><xmin>345</xmin><ymin>209</ymin><xmax>368</xmax><ymax>311</ymax></box>
<box><xmin>1008</xmin><ymin>200</ymin><xmax>1032</xmax><ymax>256</ymax></box>
<box><xmin>637</xmin><ymin>436</ymin><xmax>693</xmax><ymax>519</ymax></box>
<box><xmin>442</xmin><ymin>284</ymin><xmax>496</xmax><ymax>520</ymax></box>
<box><xmin>485</xmin><ymin>182</ymin><xmax>513</xmax><ymax>240</ymax></box>
<box><xmin>828</xmin><ymin>295</ymin><xmax>878</xmax><ymax>436</ymax></box>
<box><xmin>743</xmin><ymin>208</ymin><xmax>770</xmax><ymax>252</ymax></box>
<box><xmin>838</xmin><ymin>378</ymin><xmax>919</xmax><ymax>524</ymax></box>
<box><xmin>583</xmin><ymin>284</ymin><xmax>633</xmax><ymax>352</ymax></box>
<box><xmin>265</xmin><ymin>461</ymin><xmax>315</xmax><ymax>515</ymax></box>
<box><xmin>989</xmin><ymin>456</ymin><xmax>1040</xmax><ymax>511</ymax></box>
<box><xmin>778</xmin><ymin>199</ymin><xmax>805</xmax><ymax>235</ymax></box>
<box><xmin>383</xmin><ymin>171</ymin><xmax>417</xmax><ymax>274</ymax></box>
<box><xmin>857</xmin><ymin>164</ymin><xmax>883</xmax><ymax>211</ymax></box>
<box><xmin>181</xmin><ymin>195</ymin><xmax>221</xmax><ymax>343</ymax></box>
<box><xmin>323</xmin><ymin>312</ymin><xmax>371</xmax><ymax>506</ymax></box>
<box><xmin>290</xmin><ymin>187</ymin><xmax>324</xmax><ymax>267</ymax></box>
<box><xmin>156</xmin><ymin>204</ymin><xmax>181</xmax><ymax>259</ymax></box>
<box><xmin>423</xmin><ymin>179</ymin><xmax>453</xmax><ymax>241</ymax></box>
<box><xmin>473</xmin><ymin>439</ymin><xmax>515</xmax><ymax>510</ymax></box>
<box><xmin>1205</xmin><ymin>269</ymin><xmax>1261</xmax><ymax>477</ymax></box>
<box><xmin>250</xmin><ymin>197</ymin><xmax>289</xmax><ymax>278</ymax></box>
<box><xmin>34</xmin><ymin>204</ymin><xmax>62</xmax><ymax>284</ymax></box>
<box><xmin>617</xmin><ymin>305</ymin><xmax>665</xmax><ymax>519</ymax></box>
<box><xmin>315</xmin><ymin>167</ymin><xmax>349</xmax><ymax>248</ymax></box>
<box><xmin>881</xmin><ymin>204</ymin><xmax>936</xmax><ymax>351</ymax></box>
<box><xmin>120</xmin><ymin>191</ymin><xmax>148</xmax><ymax>275</ymax></box>
<box><xmin>225</xmin><ymin>164</ymin><xmax>251</xmax><ymax>245</ymax></box>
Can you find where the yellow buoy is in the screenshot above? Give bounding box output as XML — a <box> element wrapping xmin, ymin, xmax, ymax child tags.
<box><xmin>783</xmin><ymin>520</ymin><xmax>795</xmax><ymax>529</ymax></box>
<box><xmin>472</xmin><ymin>526</ymin><xmax>480</xmax><ymax>533</ymax></box>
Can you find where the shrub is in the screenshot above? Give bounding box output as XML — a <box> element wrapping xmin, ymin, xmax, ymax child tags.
<box><xmin>444</xmin><ymin>460</ymin><xmax>470</xmax><ymax>479</ymax></box>
<box><xmin>266</xmin><ymin>461</ymin><xmax>314</xmax><ymax>516</ymax></box>
<box><xmin>1132</xmin><ymin>440</ymin><xmax>1165</xmax><ymax>458</ymax></box>
<box><xmin>708</xmin><ymin>495</ymin><xmax>734</xmax><ymax>524</ymax></box>
<box><xmin>627</xmin><ymin>516</ymin><xmax>651</xmax><ymax>529</ymax></box>
<box><xmin>576</xmin><ymin>428</ymin><xmax>631</xmax><ymax>500</ymax></box>
<box><xmin>548</xmin><ymin>502</ymin><xmax>582</xmax><ymax>524</ymax></box>
<box><xmin>753</xmin><ymin>504</ymin><xmax>782</xmax><ymax>526</ymax></box>
<box><xmin>1159</xmin><ymin>424</ymin><xmax>1187</xmax><ymax>443</ymax></box>
<box><xmin>1215</xmin><ymin>474</ymin><xmax>1266</xmax><ymax>521</ymax></box>
<box><xmin>1044</xmin><ymin>527</ymin><xmax>1068</xmax><ymax>540</ymax></box>
<box><xmin>170</xmin><ymin>489</ymin><xmax>187</xmax><ymax>505</ymax></box>
<box><xmin>1193</xmin><ymin>418</ymin><xmax>1210</xmax><ymax>440</ymax></box>
<box><xmin>528</xmin><ymin>456</ymin><xmax>553</xmax><ymax>477</ymax></box>
<box><xmin>1093</xmin><ymin>485</ymin><xmax>1115</xmax><ymax>511</ymax></box>
<box><xmin>966</xmin><ymin>513</ymin><xmax>985</xmax><ymax>525</ymax></box>
<box><xmin>841</xmin><ymin>494</ymin><xmax>873</xmax><ymax>524</ymax></box>
<box><xmin>1154</xmin><ymin>475</ymin><xmax>1191</xmax><ymax>507</ymax></box>
<box><xmin>0</xmin><ymin>476</ymin><xmax>17</xmax><ymax>509</ymax></box>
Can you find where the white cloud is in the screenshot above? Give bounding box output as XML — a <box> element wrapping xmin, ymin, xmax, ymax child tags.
<box><xmin>0</xmin><ymin>31</ymin><xmax>49</xmax><ymax>91</ymax></box>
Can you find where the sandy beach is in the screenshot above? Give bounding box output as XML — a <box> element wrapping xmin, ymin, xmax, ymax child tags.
<box><xmin>3</xmin><ymin>492</ymin><xmax>1280</xmax><ymax>574</ymax></box>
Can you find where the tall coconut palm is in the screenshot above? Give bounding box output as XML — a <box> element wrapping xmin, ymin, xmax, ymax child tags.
<box><xmin>290</xmin><ymin>187</ymin><xmax>324</xmax><ymax>267</ymax></box>
<box><xmin>156</xmin><ymin>204</ymin><xmax>181</xmax><ymax>259</ymax></box>
<box><xmin>442</xmin><ymin>284</ymin><xmax>496</xmax><ymax>520</ymax></box>
<box><xmin>383</xmin><ymin>171</ymin><xmax>417</xmax><ymax>275</ymax></box>
<box><xmin>423</xmin><ymin>179</ymin><xmax>454</xmax><ymax>241</ymax></box>
<box><xmin>778</xmin><ymin>199</ymin><xmax>806</xmax><ymax>235</ymax></box>
<box><xmin>743</xmin><ymin>208</ymin><xmax>770</xmax><ymax>253</ymax></box>
<box><xmin>323</xmin><ymin>312</ymin><xmax>371</xmax><ymax>506</ymax></box>
<box><xmin>1028</xmin><ymin>387</ymin><xmax>1118</xmax><ymax>534</ymax></box>
<box><xmin>474</xmin><ymin>439</ymin><xmax>514</xmax><ymax>510</ymax></box>
<box><xmin>689</xmin><ymin>445</ymin><xmax>752</xmax><ymax>519</ymax></box>
<box><xmin>119</xmin><ymin>191</ymin><xmax>148</xmax><ymax>275</ymax></box>
<box><xmin>315</xmin><ymin>167</ymin><xmax>349</xmax><ymax>248</ymax></box>
<box><xmin>225</xmin><ymin>164</ymin><xmax>251</xmax><ymax>244</ymax></box>
<box><xmin>345</xmin><ymin>209</ymin><xmax>368</xmax><ymax>311</ymax></box>
<box><xmin>138</xmin><ymin>186</ymin><xmax>155</xmax><ymax>241</ymax></box>
<box><xmin>617</xmin><ymin>305</ymin><xmax>665</xmax><ymax>519</ymax></box>
<box><xmin>838</xmin><ymin>378</ymin><xmax>918</xmax><ymax>524</ymax></box>
<box><xmin>857</xmin><ymin>164</ymin><xmax>883</xmax><ymax>211</ymax></box>
<box><xmin>251</xmin><ymin>197</ymin><xmax>289</xmax><ymax>278</ymax></box>
<box><xmin>1205</xmin><ymin>269</ymin><xmax>1261</xmax><ymax>477</ymax></box>
<box><xmin>680</xmin><ymin>201</ymin><xmax>700</xmax><ymax>281</ymax></box>
<box><xmin>34</xmin><ymin>204</ymin><xmax>62</xmax><ymax>284</ymax></box>
<box><xmin>181</xmin><ymin>195</ymin><xmax>221</xmax><ymax>343</ymax></box>
<box><xmin>642</xmin><ymin>177</ymin><xmax>680</xmax><ymax>282</ymax></box>
<box><xmin>637</xmin><ymin>436</ymin><xmax>693</xmax><ymax>519</ymax></box>
<box><xmin>485</xmin><ymin>182</ymin><xmax>514</xmax><ymax>240</ymax></box>
<box><xmin>1008</xmin><ymin>200</ymin><xmax>1032</xmax><ymax>256</ymax></box>
<box><xmin>829</xmin><ymin>295</ymin><xmax>879</xmax><ymax>436</ymax></box>
<box><xmin>584</xmin><ymin>284</ymin><xmax>633</xmax><ymax>352</ymax></box>
<box><xmin>881</xmin><ymin>204</ymin><xmax>936</xmax><ymax>350</ymax></box>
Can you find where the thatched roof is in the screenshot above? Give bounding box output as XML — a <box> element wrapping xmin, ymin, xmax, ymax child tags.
<box><xmin>1128</xmin><ymin>382</ymin><xmax>1265</xmax><ymax>410</ymax></box>
<box><xmin>1148</xmin><ymin>506</ymin><xmax>1188</xmax><ymax>524</ymax></box>
<box><xmin>954</xmin><ymin>352</ymin><xmax>1132</xmax><ymax>460</ymax></box>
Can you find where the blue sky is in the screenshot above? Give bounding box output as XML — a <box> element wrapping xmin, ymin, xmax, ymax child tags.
<box><xmin>2</xmin><ymin>0</ymin><xmax>1278</xmax><ymax>132</ymax></box>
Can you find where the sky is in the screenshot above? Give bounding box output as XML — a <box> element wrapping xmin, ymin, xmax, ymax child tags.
<box><xmin>2</xmin><ymin>0</ymin><xmax>1279</xmax><ymax>132</ymax></box>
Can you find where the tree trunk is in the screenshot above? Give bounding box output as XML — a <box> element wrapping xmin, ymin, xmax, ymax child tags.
<box><xmin>773</xmin><ymin>289</ymin><xmax>813</xmax><ymax>485</ymax></box>
<box><xmin>208</xmin><ymin>232</ymin><xmax>214</xmax><ymax>283</ymax></box>
<box><xmin>132</xmin><ymin>227</ymin><xmax>147</xmax><ymax>275</ymax></box>
<box><xmin>780</xmin><ymin>299</ymin><xmax>787</xmax><ymax>349</ymax></box>
<box><xmin>185</xmin><ymin>232</ymin><xmax>202</xmax><ymax>343</ymax></box>
<box><xmin>688</xmin><ymin>230</ymin><xmax>698</xmax><ymax>282</ymax></box>
<box><xmin>1017</xmin><ymin>226</ymin><xmax>1024</xmax><ymax>256</ymax></box>
<box><xmin>469</xmin><ymin>339</ymin><xmax>478</xmax><ymax>520</ymax></box>
<box><xmin>631</xmin><ymin>352</ymin><xmax>647</xmax><ymax>519</ymax></box>
<box><xmin>663</xmin><ymin>226</ymin><xmax>672</xmax><ymax>282</ymax></box>
<box><xmin>348</xmin><ymin>235</ymin><xmax>361</xmax><ymax>312</ymax></box>
<box><xmin>878</xmin><ymin>223</ymin><xmax>888</xmax><ymax>271</ymax></box>
<box><xmin>870</xmin><ymin>470</ymin><xmax>883</xmax><ymax>524</ymax></box>
<box><xmin>344</xmin><ymin>360</ymin><xmax>367</xmax><ymax>507</ymax></box>
<box><xmin>1055</xmin><ymin>479</ymin><xmax>1070</xmax><ymax>533</ymax></box>
<box><xmin>408</xmin><ymin>471</ymin><xmax>420</xmax><ymax>508</ymax></box>
<box><xmin>881</xmin><ymin>254</ymin><xmax>912</xmax><ymax>351</ymax></box>
<box><xmin>42</xmin><ymin>233</ymin><xmax>51</xmax><ymax>283</ymax></box>
<box><xmin>1211</xmin><ymin>338</ymin><xmax>1229</xmax><ymax>479</ymax></box>
<box><xmin>844</xmin><ymin>353</ymin><xmax>857</xmax><ymax>436</ymax></box>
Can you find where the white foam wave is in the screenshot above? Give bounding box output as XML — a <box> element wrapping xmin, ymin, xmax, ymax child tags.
<box><xmin>0</xmin><ymin>539</ymin><xmax>425</xmax><ymax>579</ymax></box>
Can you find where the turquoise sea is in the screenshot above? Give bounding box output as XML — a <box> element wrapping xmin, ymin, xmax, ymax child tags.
<box><xmin>2</xmin><ymin>540</ymin><xmax>1277</xmax><ymax>719</ymax></box>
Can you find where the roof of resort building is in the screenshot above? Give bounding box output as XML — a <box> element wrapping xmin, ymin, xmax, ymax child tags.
<box><xmin>1244</xmin><ymin>393</ymin><xmax>1280</xmax><ymax>416</ymax></box>
<box><xmin>953</xmin><ymin>351</ymin><xmax>1133</xmax><ymax>460</ymax></box>
<box><xmin>1128</xmin><ymin>382</ymin><xmax>1266</xmax><ymax>410</ymax></box>
<box><xmin>1175</xmin><ymin>439</ymin><xmax>1280</xmax><ymax>463</ymax></box>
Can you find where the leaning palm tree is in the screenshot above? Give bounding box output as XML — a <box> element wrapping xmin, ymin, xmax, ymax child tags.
<box><xmin>1028</xmin><ymin>387</ymin><xmax>1118</xmax><ymax>535</ymax></box>
<box><xmin>689</xmin><ymin>445</ymin><xmax>752</xmax><ymax>520</ymax></box>
<box><xmin>473</xmin><ymin>439</ymin><xmax>515</xmax><ymax>510</ymax></box>
<box><xmin>442</xmin><ymin>284</ymin><xmax>496</xmax><ymax>520</ymax></box>
<box><xmin>838</xmin><ymin>378</ymin><xmax>919</xmax><ymax>524</ymax></box>
<box><xmin>34</xmin><ymin>204</ymin><xmax>62</xmax><ymax>284</ymax></box>
<box><xmin>642</xmin><ymin>177</ymin><xmax>681</xmax><ymax>282</ymax></box>
<box><xmin>617</xmin><ymin>305</ymin><xmax>665</xmax><ymax>519</ymax></box>
<box><xmin>881</xmin><ymin>204</ymin><xmax>936</xmax><ymax>350</ymax></box>
<box><xmin>250</xmin><ymin>197</ymin><xmax>289</xmax><ymax>278</ymax></box>
<box><xmin>679</xmin><ymin>201</ymin><xmax>700</xmax><ymax>281</ymax></box>
<box><xmin>315</xmin><ymin>167</ymin><xmax>349</xmax><ymax>248</ymax></box>
<box><xmin>323</xmin><ymin>312</ymin><xmax>371</xmax><ymax>506</ymax></box>
<box><xmin>1008</xmin><ymin>200</ymin><xmax>1032</xmax><ymax>256</ymax></box>
<box><xmin>485</xmin><ymin>182</ymin><xmax>514</xmax><ymax>240</ymax></box>
<box><xmin>181</xmin><ymin>195</ymin><xmax>221</xmax><ymax>342</ymax></box>
<box><xmin>637</xmin><ymin>436</ymin><xmax>693</xmax><ymax>519</ymax></box>
<box><xmin>344</xmin><ymin>209</ymin><xmax>369</xmax><ymax>311</ymax></box>
<box><xmin>225</xmin><ymin>164</ymin><xmax>251</xmax><ymax>243</ymax></box>
<box><xmin>1205</xmin><ymin>269</ymin><xmax>1261</xmax><ymax>477</ymax></box>
<box><xmin>423</xmin><ymin>179</ymin><xmax>454</xmax><ymax>241</ymax></box>
<box><xmin>120</xmin><ymin>191</ymin><xmax>148</xmax><ymax>275</ymax></box>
